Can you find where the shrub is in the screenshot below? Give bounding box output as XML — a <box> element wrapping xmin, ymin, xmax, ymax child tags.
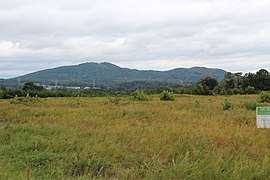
<box><xmin>245</xmin><ymin>86</ymin><xmax>255</xmax><ymax>94</ymax></box>
<box><xmin>194</xmin><ymin>84</ymin><xmax>211</xmax><ymax>95</ymax></box>
<box><xmin>132</xmin><ymin>90</ymin><xmax>149</xmax><ymax>101</ymax></box>
<box><xmin>244</xmin><ymin>101</ymin><xmax>257</xmax><ymax>111</ymax></box>
<box><xmin>160</xmin><ymin>90</ymin><xmax>175</xmax><ymax>101</ymax></box>
<box><xmin>233</xmin><ymin>88</ymin><xmax>241</xmax><ymax>95</ymax></box>
<box><xmin>222</xmin><ymin>99</ymin><xmax>233</xmax><ymax>110</ymax></box>
<box><xmin>258</xmin><ymin>91</ymin><xmax>270</xmax><ymax>103</ymax></box>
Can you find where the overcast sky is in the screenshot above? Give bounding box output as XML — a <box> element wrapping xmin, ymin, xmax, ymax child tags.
<box><xmin>0</xmin><ymin>0</ymin><xmax>270</xmax><ymax>78</ymax></box>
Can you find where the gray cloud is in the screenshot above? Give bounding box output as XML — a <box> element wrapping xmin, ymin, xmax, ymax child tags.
<box><xmin>1</xmin><ymin>0</ymin><xmax>270</xmax><ymax>78</ymax></box>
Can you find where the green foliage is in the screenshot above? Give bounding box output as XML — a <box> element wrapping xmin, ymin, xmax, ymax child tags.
<box><xmin>10</xmin><ymin>93</ymin><xmax>40</xmax><ymax>105</ymax></box>
<box><xmin>222</xmin><ymin>99</ymin><xmax>233</xmax><ymax>110</ymax></box>
<box><xmin>258</xmin><ymin>91</ymin><xmax>270</xmax><ymax>103</ymax></box>
<box><xmin>160</xmin><ymin>90</ymin><xmax>175</xmax><ymax>101</ymax></box>
<box><xmin>197</xmin><ymin>76</ymin><xmax>218</xmax><ymax>90</ymax></box>
<box><xmin>223</xmin><ymin>72</ymin><xmax>236</xmax><ymax>89</ymax></box>
<box><xmin>254</xmin><ymin>69</ymin><xmax>270</xmax><ymax>91</ymax></box>
<box><xmin>244</xmin><ymin>101</ymin><xmax>257</xmax><ymax>111</ymax></box>
<box><xmin>132</xmin><ymin>90</ymin><xmax>149</xmax><ymax>101</ymax></box>
<box><xmin>64</xmin><ymin>155</ymin><xmax>110</xmax><ymax>177</ymax></box>
<box><xmin>232</xmin><ymin>88</ymin><xmax>241</xmax><ymax>95</ymax></box>
<box><xmin>23</xmin><ymin>82</ymin><xmax>44</xmax><ymax>91</ymax></box>
<box><xmin>245</xmin><ymin>86</ymin><xmax>255</xmax><ymax>94</ymax></box>
<box><xmin>194</xmin><ymin>84</ymin><xmax>211</xmax><ymax>95</ymax></box>
<box><xmin>4</xmin><ymin>63</ymin><xmax>226</xmax><ymax>88</ymax></box>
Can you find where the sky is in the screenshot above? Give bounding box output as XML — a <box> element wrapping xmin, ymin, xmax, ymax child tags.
<box><xmin>0</xmin><ymin>0</ymin><xmax>270</xmax><ymax>78</ymax></box>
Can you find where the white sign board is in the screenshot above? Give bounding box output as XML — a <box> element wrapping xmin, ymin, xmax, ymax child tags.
<box><xmin>257</xmin><ymin>107</ymin><xmax>270</xmax><ymax>128</ymax></box>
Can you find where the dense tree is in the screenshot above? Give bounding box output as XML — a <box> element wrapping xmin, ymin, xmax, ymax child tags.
<box><xmin>223</xmin><ymin>72</ymin><xmax>235</xmax><ymax>89</ymax></box>
<box><xmin>234</xmin><ymin>72</ymin><xmax>243</xmax><ymax>88</ymax></box>
<box><xmin>242</xmin><ymin>73</ymin><xmax>256</xmax><ymax>89</ymax></box>
<box><xmin>22</xmin><ymin>82</ymin><xmax>45</xmax><ymax>91</ymax></box>
<box><xmin>197</xmin><ymin>76</ymin><xmax>218</xmax><ymax>90</ymax></box>
<box><xmin>255</xmin><ymin>69</ymin><xmax>270</xmax><ymax>90</ymax></box>
<box><xmin>194</xmin><ymin>84</ymin><xmax>211</xmax><ymax>95</ymax></box>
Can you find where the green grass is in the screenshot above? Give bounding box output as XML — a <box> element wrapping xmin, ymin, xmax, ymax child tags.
<box><xmin>1</xmin><ymin>95</ymin><xmax>270</xmax><ymax>179</ymax></box>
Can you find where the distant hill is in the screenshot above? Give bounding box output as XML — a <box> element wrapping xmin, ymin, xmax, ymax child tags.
<box><xmin>0</xmin><ymin>62</ymin><xmax>227</xmax><ymax>89</ymax></box>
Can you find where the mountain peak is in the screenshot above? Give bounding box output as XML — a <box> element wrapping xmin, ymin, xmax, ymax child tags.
<box><xmin>1</xmin><ymin>62</ymin><xmax>227</xmax><ymax>88</ymax></box>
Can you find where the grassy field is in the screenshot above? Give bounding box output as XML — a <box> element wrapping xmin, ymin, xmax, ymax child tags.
<box><xmin>1</xmin><ymin>95</ymin><xmax>270</xmax><ymax>179</ymax></box>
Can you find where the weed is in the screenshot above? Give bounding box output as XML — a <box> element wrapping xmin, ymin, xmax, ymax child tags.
<box><xmin>258</xmin><ymin>91</ymin><xmax>270</xmax><ymax>103</ymax></box>
<box><xmin>194</xmin><ymin>99</ymin><xmax>201</xmax><ymax>108</ymax></box>
<box><xmin>222</xmin><ymin>99</ymin><xmax>233</xmax><ymax>110</ymax></box>
<box><xmin>160</xmin><ymin>90</ymin><xmax>175</xmax><ymax>101</ymax></box>
<box><xmin>132</xmin><ymin>90</ymin><xmax>149</xmax><ymax>101</ymax></box>
<box><xmin>64</xmin><ymin>155</ymin><xmax>110</xmax><ymax>178</ymax></box>
<box><xmin>10</xmin><ymin>94</ymin><xmax>40</xmax><ymax>106</ymax></box>
<box><xmin>108</xmin><ymin>95</ymin><xmax>122</xmax><ymax>105</ymax></box>
<box><xmin>76</xmin><ymin>94</ymin><xmax>81</xmax><ymax>106</ymax></box>
<box><xmin>244</xmin><ymin>101</ymin><xmax>257</xmax><ymax>111</ymax></box>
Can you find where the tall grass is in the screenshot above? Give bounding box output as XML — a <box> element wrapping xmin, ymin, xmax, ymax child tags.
<box><xmin>0</xmin><ymin>95</ymin><xmax>270</xmax><ymax>179</ymax></box>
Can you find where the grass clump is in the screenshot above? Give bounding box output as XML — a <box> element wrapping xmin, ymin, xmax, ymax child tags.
<box><xmin>258</xmin><ymin>91</ymin><xmax>270</xmax><ymax>103</ymax></box>
<box><xmin>108</xmin><ymin>95</ymin><xmax>122</xmax><ymax>105</ymax></box>
<box><xmin>132</xmin><ymin>90</ymin><xmax>149</xmax><ymax>101</ymax></box>
<box><xmin>10</xmin><ymin>94</ymin><xmax>40</xmax><ymax>106</ymax></box>
<box><xmin>194</xmin><ymin>99</ymin><xmax>201</xmax><ymax>108</ymax></box>
<box><xmin>64</xmin><ymin>155</ymin><xmax>110</xmax><ymax>178</ymax></box>
<box><xmin>160</xmin><ymin>90</ymin><xmax>175</xmax><ymax>101</ymax></box>
<box><xmin>222</xmin><ymin>99</ymin><xmax>233</xmax><ymax>110</ymax></box>
<box><xmin>244</xmin><ymin>101</ymin><xmax>257</xmax><ymax>111</ymax></box>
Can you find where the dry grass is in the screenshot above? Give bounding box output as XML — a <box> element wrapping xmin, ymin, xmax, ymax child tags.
<box><xmin>1</xmin><ymin>95</ymin><xmax>270</xmax><ymax>179</ymax></box>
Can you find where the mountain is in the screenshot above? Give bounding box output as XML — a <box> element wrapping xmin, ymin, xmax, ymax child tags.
<box><xmin>1</xmin><ymin>62</ymin><xmax>227</xmax><ymax>89</ymax></box>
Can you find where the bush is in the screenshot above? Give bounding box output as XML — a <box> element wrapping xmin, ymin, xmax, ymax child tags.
<box><xmin>258</xmin><ymin>91</ymin><xmax>270</xmax><ymax>103</ymax></box>
<box><xmin>233</xmin><ymin>88</ymin><xmax>241</xmax><ymax>95</ymax></box>
<box><xmin>222</xmin><ymin>99</ymin><xmax>233</xmax><ymax>110</ymax></box>
<box><xmin>244</xmin><ymin>101</ymin><xmax>257</xmax><ymax>111</ymax></box>
<box><xmin>160</xmin><ymin>90</ymin><xmax>175</xmax><ymax>101</ymax></box>
<box><xmin>194</xmin><ymin>84</ymin><xmax>211</xmax><ymax>95</ymax></box>
<box><xmin>245</xmin><ymin>86</ymin><xmax>255</xmax><ymax>94</ymax></box>
<box><xmin>132</xmin><ymin>90</ymin><xmax>149</xmax><ymax>101</ymax></box>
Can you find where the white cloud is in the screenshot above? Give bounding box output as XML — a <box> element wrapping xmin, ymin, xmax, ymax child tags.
<box><xmin>0</xmin><ymin>0</ymin><xmax>270</xmax><ymax>78</ymax></box>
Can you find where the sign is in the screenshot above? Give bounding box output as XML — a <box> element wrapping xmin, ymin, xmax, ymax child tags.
<box><xmin>257</xmin><ymin>107</ymin><xmax>270</xmax><ymax>128</ymax></box>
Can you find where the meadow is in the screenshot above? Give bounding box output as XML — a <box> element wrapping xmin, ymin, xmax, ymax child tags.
<box><xmin>1</xmin><ymin>94</ymin><xmax>270</xmax><ymax>179</ymax></box>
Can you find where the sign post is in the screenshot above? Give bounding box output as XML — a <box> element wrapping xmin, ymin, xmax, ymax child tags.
<box><xmin>257</xmin><ymin>107</ymin><xmax>270</xmax><ymax>128</ymax></box>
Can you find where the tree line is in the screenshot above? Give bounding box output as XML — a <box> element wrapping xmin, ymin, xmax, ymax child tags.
<box><xmin>177</xmin><ymin>69</ymin><xmax>270</xmax><ymax>95</ymax></box>
<box><xmin>1</xmin><ymin>69</ymin><xmax>270</xmax><ymax>98</ymax></box>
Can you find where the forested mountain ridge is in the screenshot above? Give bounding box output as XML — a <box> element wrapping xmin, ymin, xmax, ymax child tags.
<box><xmin>1</xmin><ymin>62</ymin><xmax>227</xmax><ymax>88</ymax></box>
<box><xmin>13</xmin><ymin>62</ymin><xmax>226</xmax><ymax>82</ymax></box>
